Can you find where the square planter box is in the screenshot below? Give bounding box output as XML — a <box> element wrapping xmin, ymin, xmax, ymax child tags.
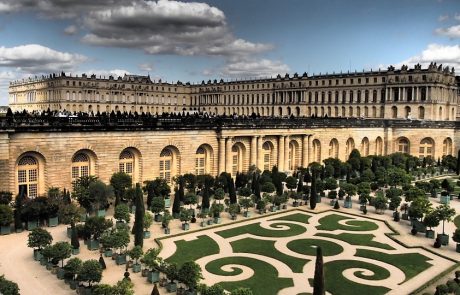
<box><xmin>207</xmin><ymin>219</ymin><xmax>214</xmax><ymax>225</ymax></box>
<box><xmin>97</xmin><ymin>209</ymin><xmax>106</xmax><ymax>217</ymax></box>
<box><xmin>292</xmin><ymin>202</ymin><xmax>299</xmax><ymax>207</ymax></box>
<box><xmin>132</xmin><ymin>263</ymin><xmax>141</xmax><ymax>273</ymax></box>
<box><xmin>57</xmin><ymin>268</ymin><xmax>66</xmax><ymax>280</ymax></box>
<box><xmin>413</xmin><ymin>220</ymin><xmax>426</xmax><ymax>233</ymax></box>
<box><xmin>104</xmin><ymin>249</ymin><xmax>113</xmax><ymax>257</ymax></box>
<box><xmin>213</xmin><ymin>217</ymin><xmax>221</xmax><ymax>224</ymax></box>
<box><xmin>243</xmin><ymin>211</ymin><xmax>251</xmax><ymax>218</ymax></box>
<box><xmin>48</xmin><ymin>216</ymin><xmax>59</xmax><ymax>227</ymax></box>
<box><xmin>154</xmin><ymin>214</ymin><xmax>162</xmax><ymax>222</ymax></box>
<box><xmin>166</xmin><ymin>282</ymin><xmax>177</xmax><ymax>293</ymax></box>
<box><xmin>164</xmin><ymin>198</ymin><xmax>171</xmax><ymax>208</ymax></box>
<box><xmin>147</xmin><ymin>270</ymin><xmax>160</xmax><ymax>283</ymax></box>
<box><xmin>69</xmin><ymin>280</ymin><xmax>78</xmax><ymax>290</ymax></box>
<box><xmin>87</xmin><ymin>239</ymin><xmax>100</xmax><ymax>251</ymax></box>
<box><xmin>72</xmin><ymin>248</ymin><xmax>80</xmax><ymax>255</ymax></box>
<box><xmin>27</xmin><ymin>220</ymin><xmax>38</xmax><ymax>231</ymax></box>
<box><xmin>182</xmin><ymin>223</ymin><xmax>190</xmax><ymax>231</ymax></box>
<box><xmin>1</xmin><ymin>225</ymin><xmax>11</xmax><ymax>235</ymax></box>
<box><xmin>344</xmin><ymin>200</ymin><xmax>352</xmax><ymax>208</ymax></box>
<box><xmin>438</xmin><ymin>233</ymin><xmax>449</xmax><ymax>246</ymax></box>
<box><xmin>440</xmin><ymin>195</ymin><xmax>450</xmax><ymax>205</ymax></box>
<box><xmin>164</xmin><ymin>228</ymin><xmax>170</xmax><ymax>234</ymax></box>
<box><xmin>39</xmin><ymin>256</ymin><xmax>47</xmax><ymax>266</ymax></box>
<box><xmin>402</xmin><ymin>213</ymin><xmax>409</xmax><ymax>220</ymax></box>
<box><xmin>258</xmin><ymin>209</ymin><xmax>266</xmax><ymax>214</ymax></box>
<box><xmin>270</xmin><ymin>206</ymin><xmax>278</xmax><ymax>212</ymax></box>
<box><xmin>200</xmin><ymin>221</ymin><xmax>207</xmax><ymax>227</ymax></box>
<box><xmin>425</xmin><ymin>230</ymin><xmax>435</xmax><ymax>239</ymax></box>
<box><xmin>329</xmin><ymin>200</ymin><xmax>336</xmax><ymax>206</ymax></box>
<box><xmin>456</xmin><ymin>244</ymin><xmax>460</xmax><ymax>253</ymax></box>
<box><xmin>116</xmin><ymin>254</ymin><xmax>127</xmax><ymax>265</ymax></box>
<box><xmin>33</xmin><ymin>249</ymin><xmax>42</xmax><ymax>261</ymax></box>
<box><xmin>144</xmin><ymin>231</ymin><xmax>151</xmax><ymax>239</ymax></box>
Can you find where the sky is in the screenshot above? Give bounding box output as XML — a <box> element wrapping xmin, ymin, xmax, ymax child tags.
<box><xmin>0</xmin><ymin>0</ymin><xmax>459</xmax><ymax>105</ymax></box>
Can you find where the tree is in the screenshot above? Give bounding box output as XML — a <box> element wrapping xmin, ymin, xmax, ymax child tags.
<box><xmin>78</xmin><ymin>259</ymin><xmax>103</xmax><ymax>287</ymax></box>
<box><xmin>110</xmin><ymin>172</ymin><xmax>132</xmax><ymax>206</ymax></box>
<box><xmin>114</xmin><ymin>204</ymin><xmax>130</xmax><ymax>223</ymax></box>
<box><xmin>172</xmin><ymin>188</ymin><xmax>181</xmax><ymax>217</ymax></box>
<box><xmin>423</xmin><ymin>211</ymin><xmax>440</xmax><ymax>231</ymax></box>
<box><xmin>133</xmin><ymin>183</ymin><xmax>145</xmax><ymax>247</ymax></box>
<box><xmin>84</xmin><ymin>216</ymin><xmax>113</xmax><ymax>240</ymax></box>
<box><xmin>310</xmin><ymin>171</ymin><xmax>317</xmax><ymax>210</ymax></box>
<box><xmin>52</xmin><ymin>241</ymin><xmax>72</xmax><ymax>267</ymax></box>
<box><xmin>88</xmin><ymin>180</ymin><xmax>113</xmax><ymax>210</ymax></box>
<box><xmin>72</xmin><ymin>175</ymin><xmax>98</xmax><ymax>212</ymax></box>
<box><xmin>178</xmin><ymin>261</ymin><xmax>203</xmax><ymax>291</ymax></box>
<box><xmin>0</xmin><ymin>275</ymin><xmax>19</xmax><ymax>295</ymax></box>
<box><xmin>452</xmin><ymin>228</ymin><xmax>460</xmax><ymax>246</ymax></box>
<box><xmin>285</xmin><ymin>176</ymin><xmax>297</xmax><ymax>192</ymax></box>
<box><xmin>183</xmin><ymin>192</ymin><xmax>197</xmax><ymax>209</ymax></box>
<box><xmin>457</xmin><ymin>150</ymin><xmax>460</xmax><ymax>175</ymax></box>
<box><xmin>71</xmin><ymin>223</ymin><xmax>80</xmax><ymax>250</ymax></box>
<box><xmin>230</xmin><ymin>288</ymin><xmax>253</xmax><ymax>295</ymax></box>
<box><xmin>151</xmin><ymin>283</ymin><xmax>160</xmax><ymax>295</ymax></box>
<box><xmin>143</xmin><ymin>212</ymin><xmax>153</xmax><ymax>232</ymax></box>
<box><xmin>64</xmin><ymin>257</ymin><xmax>82</xmax><ymax>281</ymax></box>
<box><xmin>434</xmin><ymin>204</ymin><xmax>456</xmax><ymax>235</ymax></box>
<box><xmin>408</xmin><ymin>197</ymin><xmax>432</xmax><ymax>221</ymax></box>
<box><xmin>228</xmin><ymin>176</ymin><xmax>237</xmax><ymax>204</ymax></box>
<box><xmin>111</xmin><ymin>228</ymin><xmax>130</xmax><ymax>254</ymax></box>
<box><xmin>0</xmin><ymin>204</ymin><xmax>13</xmax><ymax>226</ymax></box>
<box><xmin>141</xmin><ymin>248</ymin><xmax>161</xmax><ymax>271</ymax></box>
<box><xmin>0</xmin><ymin>191</ymin><xmax>12</xmax><ymax>205</ymax></box>
<box><xmin>313</xmin><ymin>246</ymin><xmax>325</xmax><ymax>295</ymax></box>
<box><xmin>28</xmin><ymin>227</ymin><xmax>53</xmax><ymax>251</ymax></box>
<box><xmin>129</xmin><ymin>245</ymin><xmax>143</xmax><ymax>266</ymax></box>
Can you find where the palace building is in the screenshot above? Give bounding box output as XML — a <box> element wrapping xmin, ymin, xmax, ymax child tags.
<box><xmin>1</xmin><ymin>63</ymin><xmax>459</xmax><ymax>198</ymax></box>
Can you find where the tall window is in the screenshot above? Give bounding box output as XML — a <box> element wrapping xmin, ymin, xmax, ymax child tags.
<box><xmin>419</xmin><ymin>138</ymin><xmax>434</xmax><ymax>159</ymax></box>
<box><xmin>361</xmin><ymin>137</ymin><xmax>369</xmax><ymax>156</ymax></box>
<box><xmin>329</xmin><ymin>139</ymin><xmax>339</xmax><ymax>158</ymax></box>
<box><xmin>71</xmin><ymin>153</ymin><xmax>90</xmax><ymax>182</ymax></box>
<box><xmin>231</xmin><ymin>145</ymin><xmax>244</xmax><ymax>177</ymax></box>
<box><xmin>312</xmin><ymin>139</ymin><xmax>321</xmax><ymax>163</ymax></box>
<box><xmin>288</xmin><ymin>141</ymin><xmax>298</xmax><ymax>171</ymax></box>
<box><xmin>262</xmin><ymin>142</ymin><xmax>273</xmax><ymax>171</ymax></box>
<box><xmin>397</xmin><ymin>138</ymin><xmax>410</xmax><ymax>154</ymax></box>
<box><xmin>443</xmin><ymin>138</ymin><xmax>453</xmax><ymax>156</ymax></box>
<box><xmin>119</xmin><ymin>150</ymin><xmax>134</xmax><ymax>176</ymax></box>
<box><xmin>160</xmin><ymin>149</ymin><xmax>173</xmax><ymax>184</ymax></box>
<box><xmin>375</xmin><ymin>137</ymin><xmax>383</xmax><ymax>156</ymax></box>
<box><xmin>18</xmin><ymin>156</ymin><xmax>38</xmax><ymax>198</ymax></box>
<box><xmin>346</xmin><ymin>138</ymin><xmax>355</xmax><ymax>157</ymax></box>
<box><xmin>195</xmin><ymin>147</ymin><xmax>206</xmax><ymax>175</ymax></box>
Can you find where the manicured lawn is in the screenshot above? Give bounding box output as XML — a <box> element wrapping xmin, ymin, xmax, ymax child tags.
<box><xmin>324</xmin><ymin>260</ymin><xmax>391</xmax><ymax>295</ymax></box>
<box><xmin>271</xmin><ymin>212</ymin><xmax>311</xmax><ymax>224</ymax></box>
<box><xmin>205</xmin><ymin>256</ymin><xmax>293</xmax><ymax>295</ymax></box>
<box><xmin>316</xmin><ymin>214</ymin><xmax>379</xmax><ymax>231</ymax></box>
<box><xmin>316</xmin><ymin>232</ymin><xmax>394</xmax><ymax>250</ymax></box>
<box><xmin>231</xmin><ymin>238</ymin><xmax>309</xmax><ymax>273</ymax></box>
<box><xmin>356</xmin><ymin>249</ymin><xmax>432</xmax><ymax>283</ymax></box>
<box><xmin>216</xmin><ymin>221</ymin><xmax>307</xmax><ymax>239</ymax></box>
<box><xmin>165</xmin><ymin>235</ymin><xmax>220</xmax><ymax>267</ymax></box>
<box><xmin>287</xmin><ymin>238</ymin><xmax>343</xmax><ymax>257</ymax></box>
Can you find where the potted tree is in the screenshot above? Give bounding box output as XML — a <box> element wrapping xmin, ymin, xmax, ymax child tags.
<box><xmin>401</xmin><ymin>203</ymin><xmax>409</xmax><ymax>220</ymax></box>
<box><xmin>112</xmin><ymin>228</ymin><xmax>130</xmax><ymax>265</ymax></box>
<box><xmin>228</xmin><ymin>203</ymin><xmax>239</xmax><ymax>220</ymax></box>
<box><xmin>77</xmin><ymin>259</ymin><xmax>103</xmax><ymax>294</ymax></box>
<box><xmin>114</xmin><ymin>204</ymin><xmax>130</xmax><ymax>226</ymax></box>
<box><xmin>84</xmin><ymin>216</ymin><xmax>113</xmax><ymax>251</ymax></box>
<box><xmin>210</xmin><ymin>202</ymin><xmax>224</xmax><ymax>224</ymax></box>
<box><xmin>389</xmin><ymin>195</ymin><xmax>402</xmax><ymax>221</ymax></box>
<box><xmin>423</xmin><ymin>211</ymin><xmax>439</xmax><ymax>239</ymax></box>
<box><xmin>452</xmin><ymin>228</ymin><xmax>460</xmax><ymax>253</ymax></box>
<box><xmin>141</xmin><ymin>248</ymin><xmax>161</xmax><ymax>283</ymax></box>
<box><xmin>162</xmin><ymin>211</ymin><xmax>172</xmax><ymax>234</ymax></box>
<box><xmin>0</xmin><ymin>204</ymin><xmax>13</xmax><ymax>235</ymax></box>
<box><xmin>52</xmin><ymin>241</ymin><xmax>72</xmax><ymax>279</ymax></box>
<box><xmin>178</xmin><ymin>261</ymin><xmax>203</xmax><ymax>295</ymax></box>
<box><xmin>151</xmin><ymin>197</ymin><xmax>165</xmax><ymax>222</ymax></box>
<box><xmin>434</xmin><ymin>204</ymin><xmax>456</xmax><ymax>246</ymax></box>
<box><xmin>143</xmin><ymin>211</ymin><xmax>153</xmax><ymax>239</ymax></box>
<box><xmin>197</xmin><ymin>211</ymin><xmax>208</xmax><ymax>227</ymax></box>
<box><xmin>373</xmin><ymin>194</ymin><xmax>388</xmax><ymax>215</ymax></box>
<box><xmin>129</xmin><ymin>245</ymin><xmax>143</xmax><ymax>273</ymax></box>
<box><xmin>64</xmin><ymin>257</ymin><xmax>82</xmax><ymax>290</ymax></box>
<box><xmin>164</xmin><ymin>262</ymin><xmax>179</xmax><ymax>292</ymax></box>
<box><xmin>45</xmin><ymin>188</ymin><xmax>61</xmax><ymax>227</ymax></box>
<box><xmin>183</xmin><ymin>192</ymin><xmax>197</xmax><ymax>217</ymax></box>
<box><xmin>239</xmin><ymin>196</ymin><xmax>253</xmax><ymax>218</ymax></box>
<box><xmin>100</xmin><ymin>230</ymin><xmax>115</xmax><ymax>257</ymax></box>
<box><xmin>28</xmin><ymin>227</ymin><xmax>53</xmax><ymax>261</ymax></box>
<box><xmin>256</xmin><ymin>194</ymin><xmax>268</xmax><ymax>214</ymax></box>
<box><xmin>180</xmin><ymin>207</ymin><xmax>192</xmax><ymax>231</ymax></box>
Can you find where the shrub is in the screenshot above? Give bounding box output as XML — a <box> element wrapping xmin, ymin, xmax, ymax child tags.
<box><xmin>27</xmin><ymin>228</ymin><xmax>53</xmax><ymax>250</ymax></box>
<box><xmin>78</xmin><ymin>259</ymin><xmax>103</xmax><ymax>287</ymax></box>
<box><xmin>114</xmin><ymin>204</ymin><xmax>130</xmax><ymax>223</ymax></box>
<box><xmin>0</xmin><ymin>275</ymin><xmax>19</xmax><ymax>295</ymax></box>
<box><xmin>0</xmin><ymin>204</ymin><xmax>13</xmax><ymax>226</ymax></box>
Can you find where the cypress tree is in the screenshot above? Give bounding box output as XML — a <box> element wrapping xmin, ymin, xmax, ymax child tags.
<box><xmin>310</xmin><ymin>171</ymin><xmax>317</xmax><ymax>210</ymax></box>
<box><xmin>99</xmin><ymin>254</ymin><xmax>106</xmax><ymax>269</ymax></box>
<box><xmin>313</xmin><ymin>246</ymin><xmax>325</xmax><ymax>295</ymax></box>
<box><xmin>201</xmin><ymin>182</ymin><xmax>210</xmax><ymax>211</ymax></box>
<box><xmin>172</xmin><ymin>188</ymin><xmax>181</xmax><ymax>217</ymax></box>
<box><xmin>254</xmin><ymin>176</ymin><xmax>261</xmax><ymax>202</ymax></box>
<box><xmin>297</xmin><ymin>174</ymin><xmax>303</xmax><ymax>193</ymax></box>
<box><xmin>178</xmin><ymin>177</ymin><xmax>185</xmax><ymax>202</ymax></box>
<box><xmin>229</xmin><ymin>176</ymin><xmax>237</xmax><ymax>204</ymax></box>
<box><xmin>457</xmin><ymin>150</ymin><xmax>460</xmax><ymax>175</ymax></box>
<box><xmin>151</xmin><ymin>283</ymin><xmax>160</xmax><ymax>295</ymax></box>
<box><xmin>70</xmin><ymin>222</ymin><xmax>80</xmax><ymax>250</ymax></box>
<box><xmin>133</xmin><ymin>183</ymin><xmax>144</xmax><ymax>248</ymax></box>
<box><xmin>304</xmin><ymin>170</ymin><xmax>312</xmax><ymax>183</ymax></box>
<box><xmin>251</xmin><ymin>172</ymin><xmax>257</xmax><ymax>193</ymax></box>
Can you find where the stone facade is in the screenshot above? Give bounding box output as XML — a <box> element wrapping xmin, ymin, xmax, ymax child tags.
<box><xmin>0</xmin><ymin>117</ymin><xmax>457</xmax><ymax>198</ymax></box>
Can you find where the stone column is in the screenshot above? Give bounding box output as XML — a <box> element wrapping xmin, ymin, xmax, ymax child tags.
<box><xmin>218</xmin><ymin>137</ymin><xmax>226</xmax><ymax>174</ymax></box>
<box><xmin>302</xmin><ymin>135</ymin><xmax>309</xmax><ymax>168</ymax></box>
<box><xmin>284</xmin><ymin>136</ymin><xmax>290</xmax><ymax>171</ymax></box>
<box><xmin>278</xmin><ymin>135</ymin><xmax>285</xmax><ymax>171</ymax></box>
<box><xmin>257</xmin><ymin>136</ymin><xmax>264</xmax><ymax>171</ymax></box>
<box><xmin>225</xmin><ymin>137</ymin><xmax>233</xmax><ymax>174</ymax></box>
<box><xmin>250</xmin><ymin>136</ymin><xmax>257</xmax><ymax>167</ymax></box>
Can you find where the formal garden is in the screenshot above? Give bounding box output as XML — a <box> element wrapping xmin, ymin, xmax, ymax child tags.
<box><xmin>1</xmin><ymin>150</ymin><xmax>460</xmax><ymax>294</ymax></box>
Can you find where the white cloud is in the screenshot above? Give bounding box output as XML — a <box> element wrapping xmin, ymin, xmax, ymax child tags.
<box><xmin>0</xmin><ymin>44</ymin><xmax>88</xmax><ymax>72</ymax></box>
<box><xmin>438</xmin><ymin>14</ymin><xmax>449</xmax><ymax>22</ymax></box>
<box><xmin>220</xmin><ymin>58</ymin><xmax>290</xmax><ymax>78</ymax></box>
<box><xmin>80</xmin><ymin>69</ymin><xmax>131</xmax><ymax>78</ymax></box>
<box><xmin>395</xmin><ymin>43</ymin><xmax>460</xmax><ymax>73</ymax></box>
<box><xmin>435</xmin><ymin>24</ymin><xmax>460</xmax><ymax>38</ymax></box>
<box><xmin>455</xmin><ymin>13</ymin><xmax>460</xmax><ymax>21</ymax></box>
<box><xmin>64</xmin><ymin>25</ymin><xmax>77</xmax><ymax>35</ymax></box>
<box><xmin>139</xmin><ymin>63</ymin><xmax>153</xmax><ymax>72</ymax></box>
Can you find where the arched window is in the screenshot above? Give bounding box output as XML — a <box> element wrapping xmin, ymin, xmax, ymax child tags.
<box><xmin>288</xmin><ymin>141</ymin><xmax>299</xmax><ymax>171</ymax></box>
<box><xmin>418</xmin><ymin>106</ymin><xmax>425</xmax><ymax>119</ymax></box>
<box><xmin>195</xmin><ymin>147</ymin><xmax>206</xmax><ymax>175</ymax></box>
<box><xmin>419</xmin><ymin>138</ymin><xmax>434</xmax><ymax>159</ymax></box>
<box><xmin>231</xmin><ymin>144</ymin><xmax>245</xmax><ymax>177</ymax></box>
<box><xmin>71</xmin><ymin>153</ymin><xmax>90</xmax><ymax>182</ymax></box>
<box><xmin>397</xmin><ymin>138</ymin><xmax>410</xmax><ymax>154</ymax></box>
<box><xmin>160</xmin><ymin>148</ymin><xmax>175</xmax><ymax>184</ymax></box>
<box><xmin>346</xmin><ymin>138</ymin><xmax>355</xmax><ymax>157</ymax></box>
<box><xmin>312</xmin><ymin>139</ymin><xmax>321</xmax><ymax>163</ymax></box>
<box><xmin>375</xmin><ymin>137</ymin><xmax>383</xmax><ymax>156</ymax></box>
<box><xmin>361</xmin><ymin>137</ymin><xmax>369</xmax><ymax>156</ymax></box>
<box><xmin>405</xmin><ymin>106</ymin><xmax>411</xmax><ymax>118</ymax></box>
<box><xmin>443</xmin><ymin>138</ymin><xmax>453</xmax><ymax>156</ymax></box>
<box><xmin>18</xmin><ymin>156</ymin><xmax>39</xmax><ymax>198</ymax></box>
<box><xmin>329</xmin><ymin>139</ymin><xmax>339</xmax><ymax>158</ymax></box>
<box><xmin>391</xmin><ymin>106</ymin><xmax>398</xmax><ymax>118</ymax></box>
<box><xmin>262</xmin><ymin>142</ymin><xmax>274</xmax><ymax>171</ymax></box>
<box><xmin>119</xmin><ymin>150</ymin><xmax>134</xmax><ymax>177</ymax></box>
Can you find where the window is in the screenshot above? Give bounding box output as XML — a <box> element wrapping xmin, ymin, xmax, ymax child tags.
<box><xmin>160</xmin><ymin>149</ymin><xmax>173</xmax><ymax>184</ymax></box>
<box><xmin>361</xmin><ymin>138</ymin><xmax>369</xmax><ymax>156</ymax></box>
<box><xmin>419</xmin><ymin>138</ymin><xmax>434</xmax><ymax>159</ymax></box>
<box><xmin>329</xmin><ymin>139</ymin><xmax>339</xmax><ymax>158</ymax></box>
<box><xmin>312</xmin><ymin>140</ymin><xmax>321</xmax><ymax>162</ymax></box>
<box><xmin>71</xmin><ymin>153</ymin><xmax>90</xmax><ymax>182</ymax></box>
<box><xmin>262</xmin><ymin>142</ymin><xmax>273</xmax><ymax>171</ymax></box>
<box><xmin>195</xmin><ymin>147</ymin><xmax>207</xmax><ymax>175</ymax></box>
<box><xmin>288</xmin><ymin>141</ymin><xmax>299</xmax><ymax>170</ymax></box>
<box><xmin>375</xmin><ymin>137</ymin><xmax>383</xmax><ymax>156</ymax></box>
<box><xmin>346</xmin><ymin>138</ymin><xmax>355</xmax><ymax>157</ymax></box>
<box><xmin>119</xmin><ymin>150</ymin><xmax>134</xmax><ymax>177</ymax></box>
<box><xmin>397</xmin><ymin>138</ymin><xmax>410</xmax><ymax>154</ymax></box>
<box><xmin>231</xmin><ymin>145</ymin><xmax>244</xmax><ymax>177</ymax></box>
<box><xmin>17</xmin><ymin>156</ymin><xmax>39</xmax><ymax>198</ymax></box>
<box><xmin>443</xmin><ymin>138</ymin><xmax>453</xmax><ymax>156</ymax></box>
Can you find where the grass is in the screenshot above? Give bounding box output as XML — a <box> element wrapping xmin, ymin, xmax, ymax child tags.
<box><xmin>165</xmin><ymin>235</ymin><xmax>220</xmax><ymax>266</ymax></box>
<box><xmin>324</xmin><ymin>260</ymin><xmax>391</xmax><ymax>295</ymax></box>
<box><xmin>315</xmin><ymin>232</ymin><xmax>395</xmax><ymax>250</ymax></box>
<box><xmin>287</xmin><ymin>238</ymin><xmax>343</xmax><ymax>257</ymax></box>
<box><xmin>205</xmin><ymin>256</ymin><xmax>293</xmax><ymax>295</ymax></box>
<box><xmin>316</xmin><ymin>214</ymin><xmax>379</xmax><ymax>231</ymax></box>
<box><xmin>231</xmin><ymin>238</ymin><xmax>309</xmax><ymax>273</ymax></box>
<box><xmin>216</xmin><ymin>221</ymin><xmax>307</xmax><ymax>239</ymax></box>
<box><xmin>356</xmin><ymin>249</ymin><xmax>432</xmax><ymax>283</ymax></box>
<box><xmin>270</xmin><ymin>212</ymin><xmax>311</xmax><ymax>224</ymax></box>
<box><xmin>454</xmin><ymin>215</ymin><xmax>460</xmax><ymax>228</ymax></box>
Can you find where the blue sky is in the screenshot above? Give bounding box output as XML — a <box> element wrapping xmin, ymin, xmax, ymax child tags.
<box><xmin>0</xmin><ymin>0</ymin><xmax>459</xmax><ymax>105</ymax></box>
